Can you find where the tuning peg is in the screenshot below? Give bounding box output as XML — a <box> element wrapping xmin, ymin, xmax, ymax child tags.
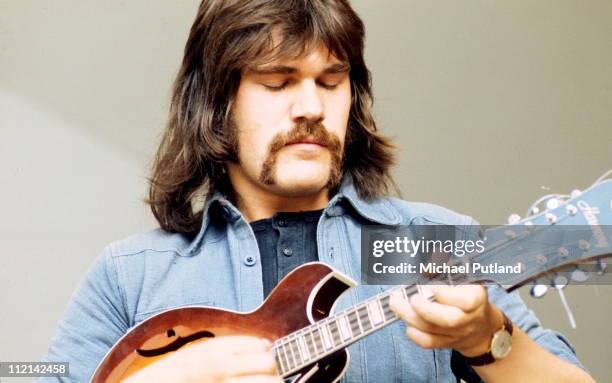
<box><xmin>552</xmin><ymin>275</ymin><xmax>576</xmax><ymax>329</ymax></box>
<box><xmin>530</xmin><ymin>283</ymin><xmax>548</xmax><ymax>298</ymax></box>
<box><xmin>565</xmin><ymin>204</ymin><xmax>578</xmax><ymax>216</ymax></box>
<box><xmin>552</xmin><ymin>274</ymin><xmax>568</xmax><ymax>289</ymax></box>
<box><xmin>531</xmin><ymin>206</ymin><xmax>540</xmax><ymax>214</ymax></box>
<box><xmin>597</xmin><ymin>259</ymin><xmax>608</xmax><ymax>275</ymax></box>
<box><xmin>535</xmin><ymin>254</ymin><xmax>548</xmax><ymax>265</ymax></box>
<box><xmin>570</xmin><ymin>267</ymin><xmax>589</xmax><ymax>283</ymax></box>
<box><xmin>545</xmin><ymin>213</ymin><xmax>557</xmax><ymax>224</ymax></box>
<box><xmin>546</xmin><ymin>198</ymin><xmax>560</xmax><ymax>210</ymax></box>
<box><xmin>507</xmin><ymin>214</ymin><xmax>521</xmax><ymax>224</ymax></box>
<box><xmin>556</xmin><ymin>247</ymin><xmax>570</xmax><ymax>258</ymax></box>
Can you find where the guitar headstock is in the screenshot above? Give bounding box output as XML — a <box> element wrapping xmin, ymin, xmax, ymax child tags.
<box><xmin>470</xmin><ymin>171</ymin><xmax>612</xmax><ymax>292</ymax></box>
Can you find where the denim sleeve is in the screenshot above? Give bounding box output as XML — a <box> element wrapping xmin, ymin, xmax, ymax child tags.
<box><xmin>452</xmin><ymin>221</ymin><xmax>584</xmax><ymax>382</ymax></box>
<box><xmin>488</xmin><ymin>286</ymin><xmax>582</xmax><ymax>366</ymax></box>
<box><xmin>464</xmin><ymin>218</ymin><xmax>584</xmax><ymax>365</ymax></box>
<box><xmin>452</xmin><ymin>286</ymin><xmax>584</xmax><ymax>383</ymax></box>
<box><xmin>37</xmin><ymin>246</ymin><xmax>129</xmax><ymax>382</ymax></box>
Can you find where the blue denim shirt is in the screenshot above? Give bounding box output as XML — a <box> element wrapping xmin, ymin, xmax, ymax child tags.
<box><xmin>41</xmin><ymin>180</ymin><xmax>581</xmax><ymax>382</ymax></box>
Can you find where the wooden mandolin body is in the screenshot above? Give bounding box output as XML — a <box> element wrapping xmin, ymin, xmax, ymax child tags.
<box><xmin>90</xmin><ymin>262</ymin><xmax>356</xmax><ymax>383</ymax></box>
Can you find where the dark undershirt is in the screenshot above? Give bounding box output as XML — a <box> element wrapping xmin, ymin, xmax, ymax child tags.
<box><xmin>250</xmin><ymin>209</ymin><xmax>323</xmax><ymax>298</ymax></box>
<box><xmin>249</xmin><ymin>208</ymin><xmax>477</xmax><ymax>382</ymax></box>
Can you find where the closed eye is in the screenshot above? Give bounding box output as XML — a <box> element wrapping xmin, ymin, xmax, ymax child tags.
<box><xmin>262</xmin><ymin>81</ymin><xmax>290</xmax><ymax>91</ymax></box>
<box><xmin>318</xmin><ymin>73</ymin><xmax>347</xmax><ymax>90</ymax></box>
<box><xmin>318</xmin><ymin>81</ymin><xmax>339</xmax><ymax>90</ymax></box>
<box><xmin>261</xmin><ymin>74</ymin><xmax>346</xmax><ymax>92</ymax></box>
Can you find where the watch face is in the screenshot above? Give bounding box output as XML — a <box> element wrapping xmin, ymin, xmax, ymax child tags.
<box><xmin>491</xmin><ymin>330</ymin><xmax>512</xmax><ymax>359</ymax></box>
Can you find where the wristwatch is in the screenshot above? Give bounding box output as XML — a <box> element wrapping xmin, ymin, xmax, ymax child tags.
<box><xmin>463</xmin><ymin>312</ymin><xmax>514</xmax><ymax>366</ymax></box>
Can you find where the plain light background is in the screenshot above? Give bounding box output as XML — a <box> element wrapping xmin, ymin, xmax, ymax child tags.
<box><xmin>1</xmin><ymin>0</ymin><xmax>611</xmax><ymax>381</ymax></box>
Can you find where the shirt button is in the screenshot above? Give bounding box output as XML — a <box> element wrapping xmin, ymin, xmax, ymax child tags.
<box><xmin>282</xmin><ymin>248</ymin><xmax>293</xmax><ymax>257</ymax></box>
<box><xmin>278</xmin><ymin>219</ymin><xmax>287</xmax><ymax>227</ymax></box>
<box><xmin>244</xmin><ymin>256</ymin><xmax>256</xmax><ymax>266</ymax></box>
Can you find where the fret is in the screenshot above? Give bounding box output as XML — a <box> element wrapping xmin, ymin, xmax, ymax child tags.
<box><xmin>289</xmin><ymin>338</ymin><xmax>300</xmax><ymax>367</ymax></box>
<box><xmin>305</xmin><ymin>330</ymin><xmax>316</xmax><ymax>357</ymax></box>
<box><xmin>285</xmin><ymin>340</ymin><xmax>296</xmax><ymax>370</ymax></box>
<box><xmin>282</xmin><ymin>342</ymin><xmax>293</xmax><ymax>372</ymax></box>
<box><xmin>338</xmin><ymin>314</ymin><xmax>351</xmax><ymax>341</ymax></box>
<box><xmin>380</xmin><ymin>294</ymin><xmax>395</xmax><ymax>321</ymax></box>
<box><xmin>328</xmin><ymin>318</ymin><xmax>342</xmax><ymax>345</ymax></box>
<box><xmin>274</xmin><ymin>354</ymin><xmax>284</xmax><ymax>375</ymax></box>
<box><xmin>357</xmin><ymin>305</ymin><xmax>373</xmax><ymax>332</ymax></box>
<box><xmin>401</xmin><ymin>286</ymin><xmax>409</xmax><ymax>300</ymax></box>
<box><xmin>347</xmin><ymin>310</ymin><xmax>361</xmax><ymax>337</ymax></box>
<box><xmin>319</xmin><ymin>323</ymin><xmax>333</xmax><ymax>349</ymax></box>
<box><xmin>312</xmin><ymin>327</ymin><xmax>324</xmax><ymax>353</ymax></box>
<box><xmin>377</xmin><ymin>298</ymin><xmax>389</xmax><ymax>323</ymax></box>
<box><xmin>298</xmin><ymin>333</ymin><xmax>310</xmax><ymax>361</ymax></box>
<box><xmin>293</xmin><ymin>338</ymin><xmax>304</xmax><ymax>365</ymax></box>
<box><xmin>368</xmin><ymin>299</ymin><xmax>383</xmax><ymax>325</ymax></box>
<box><xmin>355</xmin><ymin>308</ymin><xmax>364</xmax><ymax>333</ymax></box>
<box><xmin>275</xmin><ymin>344</ymin><xmax>288</xmax><ymax>374</ymax></box>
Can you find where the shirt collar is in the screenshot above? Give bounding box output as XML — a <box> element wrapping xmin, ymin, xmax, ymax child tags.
<box><xmin>186</xmin><ymin>177</ymin><xmax>401</xmax><ymax>255</ymax></box>
<box><xmin>326</xmin><ymin>177</ymin><xmax>401</xmax><ymax>225</ymax></box>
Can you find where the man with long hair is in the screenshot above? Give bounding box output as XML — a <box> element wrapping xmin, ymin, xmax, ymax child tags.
<box><xmin>42</xmin><ymin>1</ymin><xmax>592</xmax><ymax>382</ymax></box>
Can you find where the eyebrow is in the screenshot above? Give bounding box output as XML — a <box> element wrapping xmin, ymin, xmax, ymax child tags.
<box><xmin>246</xmin><ymin>62</ymin><xmax>351</xmax><ymax>75</ymax></box>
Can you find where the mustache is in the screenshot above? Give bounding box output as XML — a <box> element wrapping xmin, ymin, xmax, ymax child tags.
<box><xmin>259</xmin><ymin>120</ymin><xmax>344</xmax><ymax>186</ymax></box>
<box><xmin>267</xmin><ymin>120</ymin><xmax>341</xmax><ymax>153</ymax></box>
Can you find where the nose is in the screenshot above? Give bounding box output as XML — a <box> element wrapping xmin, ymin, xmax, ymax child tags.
<box><xmin>290</xmin><ymin>81</ymin><xmax>324</xmax><ymax>123</ymax></box>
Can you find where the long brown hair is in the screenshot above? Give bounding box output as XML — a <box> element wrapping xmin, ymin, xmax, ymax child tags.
<box><xmin>148</xmin><ymin>0</ymin><xmax>396</xmax><ymax>236</ymax></box>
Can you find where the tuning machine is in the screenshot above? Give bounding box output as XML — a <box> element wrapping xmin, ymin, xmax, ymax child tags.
<box><xmin>546</xmin><ymin>197</ymin><xmax>560</xmax><ymax>210</ymax></box>
<box><xmin>507</xmin><ymin>214</ymin><xmax>521</xmax><ymax>225</ymax></box>
<box><xmin>597</xmin><ymin>259</ymin><xmax>607</xmax><ymax>275</ymax></box>
<box><xmin>530</xmin><ymin>282</ymin><xmax>548</xmax><ymax>298</ymax></box>
<box><xmin>570</xmin><ymin>267</ymin><xmax>589</xmax><ymax>283</ymax></box>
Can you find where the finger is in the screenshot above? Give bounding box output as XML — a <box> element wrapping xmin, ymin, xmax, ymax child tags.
<box><xmin>224</xmin><ymin>375</ymin><xmax>283</xmax><ymax>383</ymax></box>
<box><xmin>390</xmin><ymin>293</ymin><xmax>450</xmax><ymax>336</ymax></box>
<box><xmin>405</xmin><ymin>326</ymin><xmax>454</xmax><ymax>350</ymax></box>
<box><xmin>430</xmin><ymin>285</ymin><xmax>487</xmax><ymax>313</ymax></box>
<box><xmin>207</xmin><ymin>336</ymin><xmax>272</xmax><ymax>354</ymax></box>
<box><xmin>410</xmin><ymin>293</ymin><xmax>469</xmax><ymax>329</ymax></box>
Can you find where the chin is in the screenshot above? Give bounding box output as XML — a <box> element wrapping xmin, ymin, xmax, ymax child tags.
<box><xmin>270</xmin><ymin>169</ymin><xmax>330</xmax><ymax>196</ymax></box>
<box><xmin>264</xmin><ymin>159</ymin><xmax>336</xmax><ymax>196</ymax></box>
<box><xmin>271</xmin><ymin>177</ymin><xmax>329</xmax><ymax>197</ymax></box>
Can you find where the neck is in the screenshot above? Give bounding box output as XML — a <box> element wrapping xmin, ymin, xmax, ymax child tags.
<box><xmin>227</xmin><ymin>167</ymin><xmax>330</xmax><ymax>222</ymax></box>
<box><xmin>237</xmin><ymin>190</ymin><xmax>329</xmax><ymax>222</ymax></box>
<box><xmin>273</xmin><ymin>283</ymin><xmax>436</xmax><ymax>377</ymax></box>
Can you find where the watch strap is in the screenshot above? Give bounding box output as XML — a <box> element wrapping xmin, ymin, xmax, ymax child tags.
<box><xmin>463</xmin><ymin>312</ymin><xmax>513</xmax><ymax>366</ymax></box>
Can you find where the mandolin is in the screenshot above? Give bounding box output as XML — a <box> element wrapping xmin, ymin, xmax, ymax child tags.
<box><xmin>91</xmin><ymin>173</ymin><xmax>612</xmax><ymax>382</ymax></box>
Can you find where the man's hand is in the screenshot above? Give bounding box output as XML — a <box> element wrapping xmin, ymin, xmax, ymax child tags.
<box><xmin>122</xmin><ymin>335</ymin><xmax>282</xmax><ymax>383</ymax></box>
<box><xmin>389</xmin><ymin>285</ymin><xmax>504</xmax><ymax>357</ymax></box>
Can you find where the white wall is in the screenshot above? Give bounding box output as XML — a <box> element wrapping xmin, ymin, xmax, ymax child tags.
<box><xmin>1</xmin><ymin>1</ymin><xmax>611</xmax><ymax>380</ymax></box>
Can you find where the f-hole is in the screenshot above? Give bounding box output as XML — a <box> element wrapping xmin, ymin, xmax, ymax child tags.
<box><xmin>137</xmin><ymin>330</ymin><xmax>216</xmax><ymax>357</ymax></box>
